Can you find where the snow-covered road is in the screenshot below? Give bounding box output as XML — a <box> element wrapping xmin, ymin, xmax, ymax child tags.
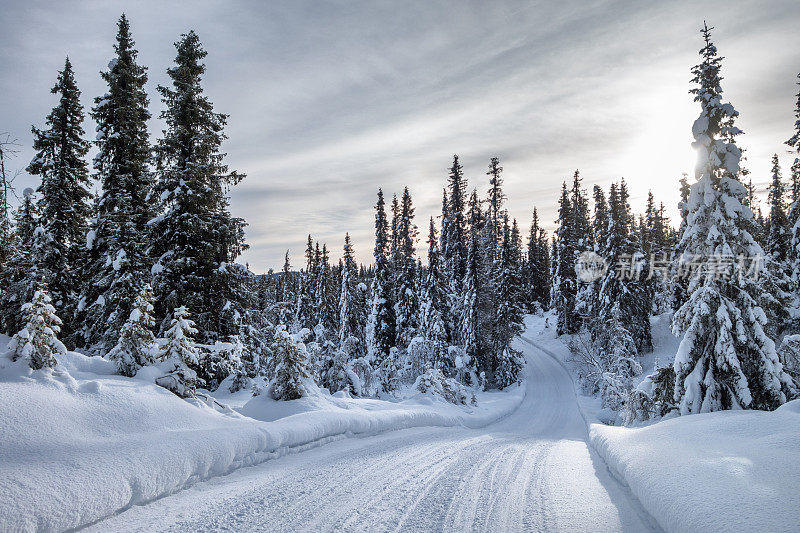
<box><xmin>86</xmin><ymin>337</ymin><xmax>658</xmax><ymax>532</ymax></box>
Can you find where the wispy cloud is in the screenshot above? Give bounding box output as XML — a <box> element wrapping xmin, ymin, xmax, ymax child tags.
<box><xmin>1</xmin><ymin>1</ymin><xmax>798</xmax><ymax>268</ymax></box>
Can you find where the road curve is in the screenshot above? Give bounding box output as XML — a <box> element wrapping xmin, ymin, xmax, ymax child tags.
<box><xmin>86</xmin><ymin>336</ymin><xmax>658</xmax><ymax>532</ymax></box>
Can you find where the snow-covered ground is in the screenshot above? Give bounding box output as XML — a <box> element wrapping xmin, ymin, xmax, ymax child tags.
<box><xmin>524</xmin><ymin>312</ymin><xmax>800</xmax><ymax>533</ymax></box>
<box><xmin>80</xmin><ymin>333</ymin><xmax>657</xmax><ymax>532</ymax></box>
<box><xmin>0</xmin><ymin>335</ymin><xmax>522</xmax><ymax>532</ymax></box>
<box><xmin>3</xmin><ymin>318</ymin><xmax>799</xmax><ymax>532</ymax></box>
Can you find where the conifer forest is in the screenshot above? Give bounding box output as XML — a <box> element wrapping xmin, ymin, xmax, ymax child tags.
<box><xmin>1</xmin><ymin>3</ymin><xmax>799</xmax><ymax>532</ymax></box>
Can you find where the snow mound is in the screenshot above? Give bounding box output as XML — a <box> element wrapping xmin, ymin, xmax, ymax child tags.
<box><xmin>590</xmin><ymin>403</ymin><xmax>800</xmax><ymax>533</ymax></box>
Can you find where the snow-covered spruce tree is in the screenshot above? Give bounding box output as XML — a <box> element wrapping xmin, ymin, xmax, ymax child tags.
<box><xmin>420</xmin><ymin>217</ymin><xmax>450</xmax><ymax>371</ymax></box>
<box><xmin>0</xmin><ymin>137</ymin><xmax>14</xmax><ymax>270</ymax></box>
<box><xmin>313</xmin><ymin>243</ymin><xmax>337</xmax><ymax>339</ymax></box>
<box><xmin>599</xmin><ymin>304</ymin><xmax>643</xmax><ymax>424</ymax></box>
<box><xmin>443</xmin><ymin>155</ymin><xmax>468</xmax><ymax>291</ymax></box>
<box><xmin>268</xmin><ymin>324</ymin><xmax>311</xmax><ymax>400</ymax></box>
<box><xmin>670</xmin><ymin>24</ymin><xmax>795</xmax><ymax>414</ymax></box>
<box><xmin>26</xmin><ymin>58</ymin><xmax>93</xmax><ymax>338</ymax></box>
<box><xmin>154</xmin><ymin>306</ymin><xmax>201</xmax><ymax>398</ymax></box>
<box><xmin>551</xmin><ymin>173</ymin><xmax>589</xmax><ymax>335</ymax></box>
<box><xmin>78</xmin><ymin>15</ymin><xmax>154</xmax><ymax>353</ymax></box>
<box><xmin>526</xmin><ymin>207</ymin><xmax>550</xmax><ymax>309</ymax></box>
<box><xmin>107</xmin><ymin>283</ymin><xmax>156</xmax><ymax>376</ymax></box>
<box><xmin>394</xmin><ymin>187</ymin><xmax>418</xmax><ymax>350</ymax></box>
<box><xmin>460</xmin><ymin>189</ymin><xmax>486</xmax><ymax>376</ymax></box>
<box><xmin>493</xmin><ymin>214</ymin><xmax>525</xmax><ymax>388</ymax></box>
<box><xmin>671</xmin><ymin>174</ymin><xmax>692</xmax><ymax>312</ymax></box>
<box><xmin>0</xmin><ymin>191</ymin><xmax>40</xmax><ymax>335</ymax></box>
<box><xmin>576</xmin><ymin>185</ymin><xmax>609</xmax><ymax>322</ymax></box>
<box><xmin>787</xmin><ymin>73</ymin><xmax>800</xmax><ymax>289</ymax></box>
<box><xmin>7</xmin><ymin>288</ymin><xmax>67</xmax><ymax>370</ymax></box>
<box><xmin>338</xmin><ymin>233</ymin><xmax>363</xmax><ymax>350</ymax></box>
<box><xmin>149</xmin><ymin>31</ymin><xmax>249</xmax><ymax>382</ymax></box>
<box><xmin>767</xmin><ymin>154</ymin><xmax>790</xmax><ymax>265</ymax></box>
<box><xmin>365</xmin><ymin>189</ymin><xmax>396</xmax><ymax>388</ymax></box>
<box><xmin>295</xmin><ymin>236</ymin><xmax>316</xmax><ymax>331</ymax></box>
<box><xmin>597</xmin><ymin>180</ymin><xmax>653</xmax><ymax>353</ymax></box>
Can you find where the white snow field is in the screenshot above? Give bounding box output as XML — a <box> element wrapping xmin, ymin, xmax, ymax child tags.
<box><xmin>3</xmin><ymin>323</ymin><xmax>799</xmax><ymax>532</ymax></box>
<box><xmin>0</xmin><ymin>334</ymin><xmax>523</xmax><ymax>532</ymax></box>
<box><xmin>78</xmin><ymin>334</ymin><xmax>658</xmax><ymax>533</ymax></box>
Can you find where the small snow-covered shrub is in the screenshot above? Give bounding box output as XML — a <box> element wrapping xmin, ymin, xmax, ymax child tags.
<box><xmin>267</xmin><ymin>325</ymin><xmax>311</xmax><ymax>400</ymax></box>
<box><xmin>414</xmin><ymin>366</ymin><xmax>473</xmax><ymax>405</ymax></box>
<box><xmin>7</xmin><ymin>289</ymin><xmax>66</xmax><ymax>369</ymax></box>
<box><xmin>107</xmin><ymin>284</ymin><xmax>156</xmax><ymax>377</ymax></box>
<box><xmin>154</xmin><ymin>306</ymin><xmax>201</xmax><ymax>398</ymax></box>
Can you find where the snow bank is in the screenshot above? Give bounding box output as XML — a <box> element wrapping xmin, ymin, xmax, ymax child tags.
<box><xmin>523</xmin><ymin>313</ymin><xmax>800</xmax><ymax>532</ymax></box>
<box><xmin>590</xmin><ymin>403</ymin><xmax>800</xmax><ymax>533</ymax></box>
<box><xmin>0</xmin><ymin>341</ymin><xmax>523</xmax><ymax>532</ymax></box>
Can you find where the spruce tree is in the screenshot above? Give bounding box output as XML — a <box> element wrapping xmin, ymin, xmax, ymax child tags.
<box><xmin>493</xmin><ymin>214</ymin><xmax>525</xmax><ymax>387</ymax></box>
<box><xmin>767</xmin><ymin>154</ymin><xmax>790</xmax><ymax>264</ymax></box>
<box><xmin>394</xmin><ymin>186</ymin><xmax>418</xmax><ymax>349</ymax></box>
<box><xmin>443</xmin><ymin>155</ymin><xmax>468</xmax><ymax>289</ymax></box>
<box><xmin>26</xmin><ymin>58</ymin><xmax>92</xmax><ymax>337</ymax></box>
<box><xmin>420</xmin><ymin>217</ymin><xmax>450</xmax><ymax>370</ymax></box>
<box><xmin>671</xmin><ymin>24</ymin><xmax>795</xmax><ymax>414</ymax></box>
<box><xmin>155</xmin><ymin>306</ymin><xmax>201</xmax><ymax>398</ymax></box>
<box><xmin>338</xmin><ymin>233</ymin><xmax>362</xmax><ymax>350</ymax></box>
<box><xmin>671</xmin><ymin>174</ymin><xmax>692</xmax><ymax>311</ymax></box>
<box><xmin>0</xmin><ymin>191</ymin><xmax>40</xmax><ymax>334</ymax></box>
<box><xmin>786</xmin><ymin>73</ymin><xmax>800</xmax><ymax>285</ymax></box>
<box><xmin>365</xmin><ymin>189</ymin><xmax>396</xmax><ymax>366</ymax></box>
<box><xmin>596</xmin><ymin>180</ymin><xmax>653</xmax><ymax>353</ymax></box>
<box><xmin>149</xmin><ymin>31</ymin><xmax>249</xmax><ymax>371</ymax></box>
<box><xmin>107</xmin><ymin>283</ymin><xmax>156</xmax><ymax>376</ymax></box>
<box><xmin>7</xmin><ymin>288</ymin><xmax>67</xmax><ymax>370</ymax></box>
<box><xmin>551</xmin><ymin>173</ymin><xmax>589</xmax><ymax>335</ymax></box>
<box><xmin>527</xmin><ymin>208</ymin><xmax>551</xmax><ymax>308</ymax></box>
<box><xmin>78</xmin><ymin>15</ymin><xmax>154</xmax><ymax>352</ymax></box>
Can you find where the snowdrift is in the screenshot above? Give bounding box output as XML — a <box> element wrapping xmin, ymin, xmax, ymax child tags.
<box><xmin>0</xmin><ymin>339</ymin><xmax>523</xmax><ymax>532</ymax></box>
<box><xmin>590</xmin><ymin>402</ymin><xmax>800</xmax><ymax>533</ymax></box>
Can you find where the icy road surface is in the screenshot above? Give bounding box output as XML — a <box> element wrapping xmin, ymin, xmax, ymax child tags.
<box><xmin>87</xmin><ymin>336</ymin><xmax>658</xmax><ymax>532</ymax></box>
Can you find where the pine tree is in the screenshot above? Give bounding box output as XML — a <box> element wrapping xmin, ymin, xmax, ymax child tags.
<box><xmin>7</xmin><ymin>288</ymin><xmax>67</xmax><ymax>370</ymax></box>
<box><xmin>26</xmin><ymin>58</ymin><xmax>92</xmax><ymax>336</ymax></box>
<box><xmin>78</xmin><ymin>15</ymin><xmax>154</xmax><ymax>352</ymax></box>
<box><xmin>149</xmin><ymin>31</ymin><xmax>249</xmax><ymax>370</ymax></box>
<box><xmin>671</xmin><ymin>24</ymin><xmax>795</xmax><ymax>414</ymax></box>
<box><xmin>365</xmin><ymin>189</ymin><xmax>396</xmax><ymax>366</ymax></box>
<box><xmin>107</xmin><ymin>283</ymin><xmax>156</xmax><ymax>376</ymax></box>
<box><xmin>394</xmin><ymin>186</ymin><xmax>418</xmax><ymax>349</ymax></box>
<box><xmin>155</xmin><ymin>306</ymin><xmax>201</xmax><ymax>398</ymax></box>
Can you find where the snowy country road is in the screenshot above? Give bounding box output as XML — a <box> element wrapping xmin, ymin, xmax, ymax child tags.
<box><xmin>86</xmin><ymin>337</ymin><xmax>659</xmax><ymax>533</ymax></box>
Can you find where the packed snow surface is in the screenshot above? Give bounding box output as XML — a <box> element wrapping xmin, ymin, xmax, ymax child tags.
<box><xmin>591</xmin><ymin>404</ymin><xmax>800</xmax><ymax>533</ymax></box>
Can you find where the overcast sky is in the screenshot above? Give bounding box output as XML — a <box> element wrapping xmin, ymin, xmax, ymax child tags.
<box><xmin>1</xmin><ymin>0</ymin><xmax>799</xmax><ymax>270</ymax></box>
